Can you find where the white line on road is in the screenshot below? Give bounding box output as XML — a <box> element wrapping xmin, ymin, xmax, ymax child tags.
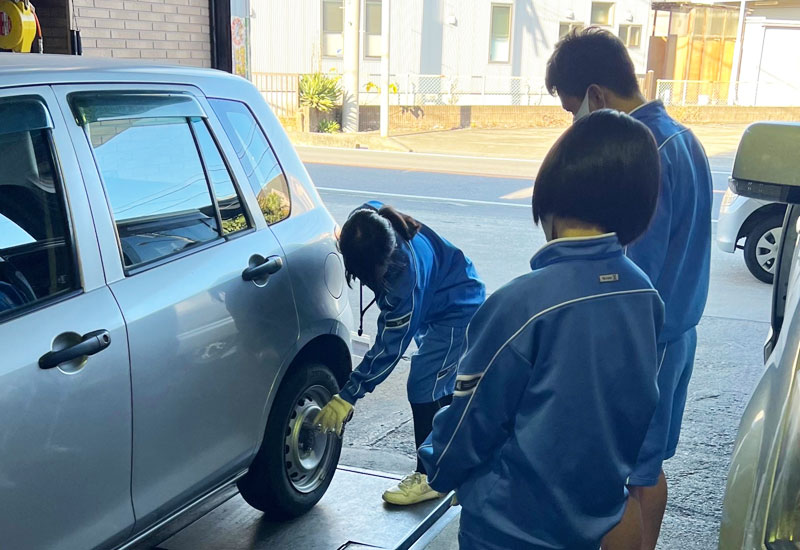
<box><xmin>298</xmin><ymin>145</ymin><xmax>544</xmax><ymax>164</ymax></box>
<box><xmin>317</xmin><ymin>186</ymin><xmax>532</xmax><ymax>208</ymax></box>
<box><xmin>318</xmin><ymin>186</ymin><xmax>720</xmax><ymax>223</ymax></box>
<box><xmin>300</xmin><ymin>145</ymin><xmax>733</xmax><ymax>175</ymax></box>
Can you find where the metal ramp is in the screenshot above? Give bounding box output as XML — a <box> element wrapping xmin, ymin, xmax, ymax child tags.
<box><xmin>146</xmin><ymin>466</ymin><xmax>456</xmax><ymax>550</ymax></box>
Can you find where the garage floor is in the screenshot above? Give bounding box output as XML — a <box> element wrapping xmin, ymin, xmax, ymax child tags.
<box><xmin>148</xmin><ymin>467</ymin><xmax>451</xmax><ymax>550</ymax></box>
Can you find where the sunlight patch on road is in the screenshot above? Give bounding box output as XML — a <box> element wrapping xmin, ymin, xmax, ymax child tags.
<box><xmin>501</xmin><ymin>186</ymin><xmax>534</xmax><ymax>200</ymax></box>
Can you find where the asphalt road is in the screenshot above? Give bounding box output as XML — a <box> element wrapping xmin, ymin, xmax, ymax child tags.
<box><xmin>303</xmin><ymin>148</ymin><xmax>773</xmax><ymax>550</ymax></box>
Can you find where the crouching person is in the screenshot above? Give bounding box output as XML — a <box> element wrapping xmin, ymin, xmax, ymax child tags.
<box><xmin>419</xmin><ymin>110</ymin><xmax>664</xmax><ymax>550</ymax></box>
<box><xmin>315</xmin><ymin>201</ymin><xmax>485</xmax><ymax>505</ymax></box>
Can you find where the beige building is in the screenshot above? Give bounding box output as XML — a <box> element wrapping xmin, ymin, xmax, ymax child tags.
<box><xmin>26</xmin><ymin>0</ymin><xmax>249</xmax><ymax>72</ymax></box>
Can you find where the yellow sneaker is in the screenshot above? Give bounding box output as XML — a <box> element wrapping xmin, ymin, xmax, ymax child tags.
<box><xmin>382</xmin><ymin>472</ymin><xmax>443</xmax><ymax>505</ymax></box>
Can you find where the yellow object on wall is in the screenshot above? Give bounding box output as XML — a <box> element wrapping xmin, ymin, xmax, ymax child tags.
<box><xmin>0</xmin><ymin>0</ymin><xmax>36</xmax><ymax>52</ymax></box>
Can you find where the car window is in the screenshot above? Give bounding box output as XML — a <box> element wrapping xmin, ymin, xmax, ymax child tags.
<box><xmin>73</xmin><ymin>94</ymin><xmax>251</xmax><ymax>270</ymax></box>
<box><xmin>191</xmin><ymin>119</ymin><xmax>250</xmax><ymax>235</ymax></box>
<box><xmin>210</xmin><ymin>99</ymin><xmax>291</xmax><ymax>225</ymax></box>
<box><xmin>0</xmin><ymin>100</ymin><xmax>78</xmax><ymax>319</ymax></box>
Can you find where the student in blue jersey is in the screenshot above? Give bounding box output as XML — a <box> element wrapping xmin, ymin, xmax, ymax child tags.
<box><xmin>545</xmin><ymin>28</ymin><xmax>713</xmax><ymax>550</ymax></box>
<box><xmin>314</xmin><ymin>201</ymin><xmax>485</xmax><ymax>506</ymax></box>
<box><xmin>419</xmin><ymin>110</ymin><xmax>664</xmax><ymax>550</ymax></box>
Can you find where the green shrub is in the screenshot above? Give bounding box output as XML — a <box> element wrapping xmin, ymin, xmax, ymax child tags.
<box><xmin>299</xmin><ymin>73</ymin><xmax>341</xmax><ymax>112</ymax></box>
<box><xmin>317</xmin><ymin>119</ymin><xmax>341</xmax><ymax>133</ymax></box>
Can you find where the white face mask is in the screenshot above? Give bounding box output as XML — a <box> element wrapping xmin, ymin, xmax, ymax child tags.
<box><xmin>573</xmin><ymin>89</ymin><xmax>592</xmax><ymax>123</ymax></box>
<box><xmin>541</xmin><ymin>214</ymin><xmax>555</xmax><ymax>241</ymax></box>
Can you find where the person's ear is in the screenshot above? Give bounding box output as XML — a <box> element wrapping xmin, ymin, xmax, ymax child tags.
<box><xmin>587</xmin><ymin>84</ymin><xmax>607</xmax><ymax>111</ymax></box>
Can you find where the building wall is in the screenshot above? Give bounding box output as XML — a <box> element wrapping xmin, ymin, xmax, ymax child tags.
<box><xmin>72</xmin><ymin>0</ymin><xmax>212</xmax><ymax>66</ymax></box>
<box><xmin>36</xmin><ymin>0</ymin><xmax>73</xmax><ymax>54</ymax></box>
<box><xmin>737</xmin><ymin>5</ymin><xmax>800</xmax><ymax>105</ymax></box>
<box><xmin>250</xmin><ymin>0</ymin><xmax>651</xmax><ymax>82</ymax></box>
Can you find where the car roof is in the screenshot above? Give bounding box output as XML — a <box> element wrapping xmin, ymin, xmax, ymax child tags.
<box><xmin>0</xmin><ymin>53</ymin><xmax>243</xmax><ymax>89</ymax></box>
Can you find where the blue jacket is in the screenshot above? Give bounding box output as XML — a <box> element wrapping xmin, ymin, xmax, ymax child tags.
<box><xmin>339</xmin><ymin>203</ymin><xmax>485</xmax><ymax>405</ymax></box>
<box><xmin>420</xmin><ymin>235</ymin><xmax>664</xmax><ymax>549</ymax></box>
<box><xmin>628</xmin><ymin>101</ymin><xmax>712</xmax><ymax>343</ymax></box>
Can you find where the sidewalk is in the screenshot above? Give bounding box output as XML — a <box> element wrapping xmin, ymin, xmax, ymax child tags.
<box><xmin>288</xmin><ymin>123</ymin><xmax>748</xmax><ymax>163</ymax></box>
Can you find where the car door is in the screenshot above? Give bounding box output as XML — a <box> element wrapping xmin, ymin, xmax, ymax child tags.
<box><xmin>55</xmin><ymin>85</ymin><xmax>300</xmax><ymax>530</ymax></box>
<box><xmin>0</xmin><ymin>89</ymin><xmax>134</xmax><ymax>549</ymax></box>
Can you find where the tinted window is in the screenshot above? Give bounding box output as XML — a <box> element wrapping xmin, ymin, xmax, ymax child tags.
<box><xmin>191</xmin><ymin>119</ymin><xmax>250</xmax><ymax>235</ymax></box>
<box><xmin>84</xmin><ymin>116</ymin><xmax>220</xmax><ymax>268</ymax></box>
<box><xmin>0</xmin><ymin>121</ymin><xmax>77</xmax><ymax>318</ymax></box>
<box><xmin>210</xmin><ymin>99</ymin><xmax>292</xmax><ymax>225</ymax></box>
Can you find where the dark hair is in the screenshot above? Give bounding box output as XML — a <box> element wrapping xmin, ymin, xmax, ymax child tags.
<box><xmin>532</xmin><ymin>109</ymin><xmax>660</xmax><ymax>246</ymax></box>
<box><xmin>338</xmin><ymin>204</ymin><xmax>421</xmax><ymax>290</ymax></box>
<box><xmin>545</xmin><ymin>27</ymin><xmax>640</xmax><ymax>99</ymax></box>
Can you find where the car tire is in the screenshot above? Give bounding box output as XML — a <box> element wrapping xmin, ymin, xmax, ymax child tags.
<box><xmin>744</xmin><ymin>215</ymin><xmax>784</xmax><ymax>284</ymax></box>
<box><xmin>237</xmin><ymin>362</ymin><xmax>342</xmax><ymax>519</ymax></box>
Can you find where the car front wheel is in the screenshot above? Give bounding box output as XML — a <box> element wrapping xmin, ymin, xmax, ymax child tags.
<box><xmin>744</xmin><ymin>215</ymin><xmax>783</xmax><ymax>284</ymax></box>
<box><xmin>237</xmin><ymin>362</ymin><xmax>342</xmax><ymax>519</ymax></box>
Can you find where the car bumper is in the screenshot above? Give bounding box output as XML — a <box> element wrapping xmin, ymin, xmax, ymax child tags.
<box><xmin>717</xmin><ymin>192</ymin><xmax>763</xmax><ymax>253</ymax></box>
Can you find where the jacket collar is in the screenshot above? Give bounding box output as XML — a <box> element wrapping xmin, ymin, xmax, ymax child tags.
<box><xmin>628</xmin><ymin>100</ymin><xmax>666</xmax><ymax>121</ymax></box>
<box><xmin>530</xmin><ymin>233</ymin><xmax>622</xmax><ymax>270</ymax></box>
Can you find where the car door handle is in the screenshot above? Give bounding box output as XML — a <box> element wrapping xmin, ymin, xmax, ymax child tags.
<box><xmin>39</xmin><ymin>330</ymin><xmax>111</xmax><ymax>370</ymax></box>
<box><xmin>242</xmin><ymin>255</ymin><xmax>283</xmax><ymax>282</ymax></box>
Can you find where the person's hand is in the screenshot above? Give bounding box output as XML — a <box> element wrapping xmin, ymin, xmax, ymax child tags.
<box><xmin>314</xmin><ymin>395</ymin><xmax>354</xmax><ymax>437</ymax></box>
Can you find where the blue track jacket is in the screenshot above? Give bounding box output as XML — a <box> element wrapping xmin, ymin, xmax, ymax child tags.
<box><xmin>420</xmin><ymin>235</ymin><xmax>664</xmax><ymax>549</ymax></box>
<box><xmin>628</xmin><ymin>101</ymin><xmax>712</xmax><ymax>343</ymax></box>
<box><xmin>339</xmin><ymin>203</ymin><xmax>485</xmax><ymax>405</ymax></box>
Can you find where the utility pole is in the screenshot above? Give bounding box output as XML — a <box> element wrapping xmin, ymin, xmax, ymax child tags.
<box><xmin>728</xmin><ymin>0</ymin><xmax>748</xmax><ymax>105</ymax></box>
<box><xmin>342</xmin><ymin>0</ymin><xmax>360</xmax><ymax>132</ymax></box>
<box><xmin>380</xmin><ymin>0</ymin><xmax>391</xmax><ymax>137</ymax></box>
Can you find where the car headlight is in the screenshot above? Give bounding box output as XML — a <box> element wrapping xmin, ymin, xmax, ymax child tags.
<box><xmin>766</xmin><ymin>375</ymin><xmax>800</xmax><ymax>548</ymax></box>
<box><xmin>722</xmin><ymin>188</ymin><xmax>738</xmax><ymax>209</ymax></box>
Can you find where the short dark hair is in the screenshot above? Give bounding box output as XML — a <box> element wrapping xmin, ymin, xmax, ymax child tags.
<box><xmin>338</xmin><ymin>205</ymin><xmax>421</xmax><ymax>290</ymax></box>
<box><xmin>532</xmin><ymin>109</ymin><xmax>660</xmax><ymax>246</ymax></box>
<box><xmin>546</xmin><ymin>27</ymin><xmax>640</xmax><ymax>99</ymax></box>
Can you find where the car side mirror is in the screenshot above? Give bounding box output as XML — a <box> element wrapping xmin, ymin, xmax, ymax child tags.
<box><xmin>729</xmin><ymin>122</ymin><xmax>800</xmax><ymax>204</ymax></box>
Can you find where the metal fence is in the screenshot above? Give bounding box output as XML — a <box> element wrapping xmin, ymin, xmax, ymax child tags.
<box><xmin>251</xmin><ymin>72</ymin><xmax>299</xmax><ymax>117</ymax></box>
<box><xmin>656</xmin><ymin>80</ymin><xmax>800</xmax><ymax>107</ymax></box>
<box><xmin>356</xmin><ymin>74</ymin><xmax>559</xmax><ymax>107</ymax></box>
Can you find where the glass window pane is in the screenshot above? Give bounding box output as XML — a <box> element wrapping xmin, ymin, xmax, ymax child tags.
<box><xmin>323</xmin><ymin>0</ymin><xmax>343</xmax><ymax>33</ymax></box>
<box><xmin>591</xmin><ymin>2</ymin><xmax>614</xmax><ymax>26</ymax></box>
<box><xmin>85</xmin><ymin>117</ymin><xmax>220</xmax><ymax>268</ymax></box>
<box><xmin>491</xmin><ymin>5</ymin><xmax>511</xmax><ymax>39</ymax></box>
<box><xmin>0</xmin><ymin>126</ymin><xmax>77</xmax><ymax>316</ymax></box>
<box><xmin>631</xmin><ymin>25</ymin><xmax>642</xmax><ymax>46</ymax></box>
<box><xmin>211</xmin><ymin>99</ymin><xmax>292</xmax><ymax>225</ymax></box>
<box><xmin>323</xmin><ymin>32</ymin><xmax>343</xmax><ymax>57</ymax></box>
<box><xmin>191</xmin><ymin>120</ymin><xmax>250</xmax><ymax>236</ymax></box>
<box><xmin>365</xmin><ymin>34</ymin><xmax>382</xmax><ymax>58</ymax></box>
<box><xmin>490</xmin><ymin>5</ymin><xmax>511</xmax><ymax>62</ymax></box>
<box><xmin>366</xmin><ymin>1</ymin><xmax>381</xmax><ymax>35</ymax></box>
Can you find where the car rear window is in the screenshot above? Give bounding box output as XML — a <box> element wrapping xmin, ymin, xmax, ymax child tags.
<box><xmin>210</xmin><ymin>99</ymin><xmax>291</xmax><ymax>225</ymax></box>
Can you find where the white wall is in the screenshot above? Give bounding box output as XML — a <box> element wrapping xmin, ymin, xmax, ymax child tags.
<box><xmin>250</xmin><ymin>0</ymin><xmax>652</xmax><ymax>94</ymax></box>
<box><xmin>736</xmin><ymin>6</ymin><xmax>800</xmax><ymax>105</ymax></box>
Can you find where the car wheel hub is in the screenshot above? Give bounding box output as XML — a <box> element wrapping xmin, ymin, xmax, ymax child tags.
<box><xmin>756</xmin><ymin>227</ymin><xmax>783</xmax><ymax>274</ymax></box>
<box><xmin>284</xmin><ymin>384</ymin><xmax>334</xmax><ymax>493</ymax></box>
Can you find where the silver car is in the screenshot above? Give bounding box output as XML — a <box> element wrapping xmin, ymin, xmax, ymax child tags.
<box><xmin>0</xmin><ymin>55</ymin><xmax>352</xmax><ymax>549</ymax></box>
<box><xmin>717</xmin><ymin>190</ymin><xmax>786</xmax><ymax>284</ymax></box>
<box><xmin>719</xmin><ymin>122</ymin><xmax>800</xmax><ymax>548</ymax></box>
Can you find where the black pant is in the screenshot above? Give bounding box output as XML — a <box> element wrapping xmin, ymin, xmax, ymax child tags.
<box><xmin>411</xmin><ymin>394</ymin><xmax>453</xmax><ymax>474</ymax></box>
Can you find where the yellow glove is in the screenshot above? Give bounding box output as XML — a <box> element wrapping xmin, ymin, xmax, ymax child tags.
<box><xmin>314</xmin><ymin>394</ymin><xmax>354</xmax><ymax>437</ymax></box>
